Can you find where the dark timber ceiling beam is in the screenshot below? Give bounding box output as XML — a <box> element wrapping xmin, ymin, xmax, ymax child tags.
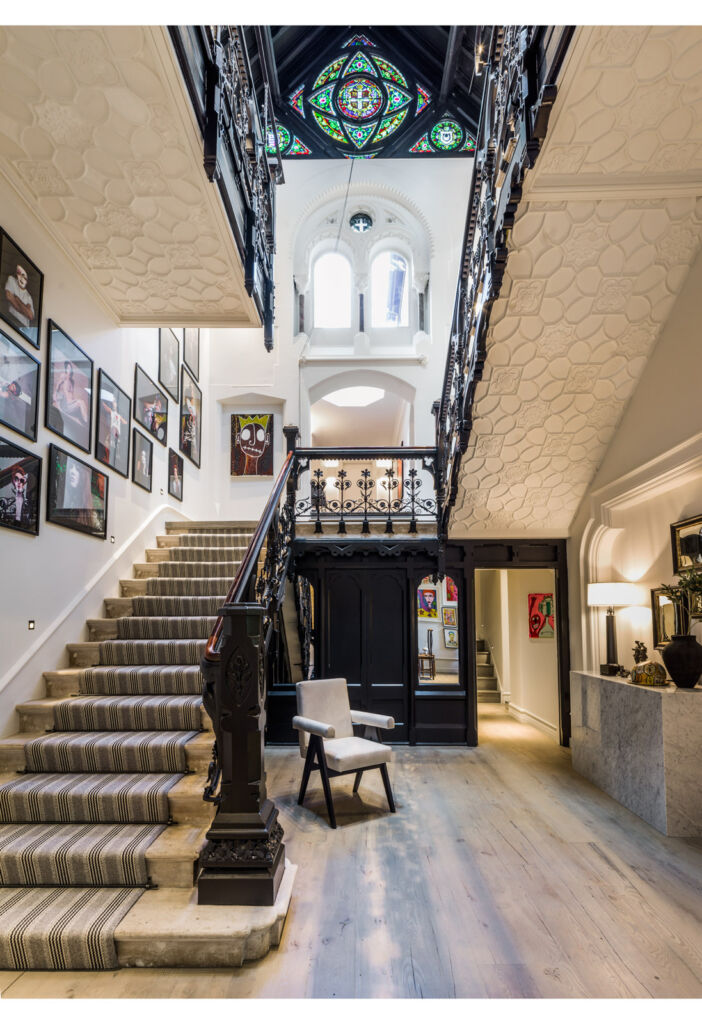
<box><xmin>439</xmin><ymin>26</ymin><xmax>465</xmax><ymax>106</ymax></box>
<box><xmin>255</xmin><ymin>25</ymin><xmax>281</xmax><ymax>106</ymax></box>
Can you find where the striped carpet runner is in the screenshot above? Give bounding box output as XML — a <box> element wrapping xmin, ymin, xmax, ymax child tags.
<box><xmin>0</xmin><ymin>523</ymin><xmax>252</xmax><ymax>969</ymax></box>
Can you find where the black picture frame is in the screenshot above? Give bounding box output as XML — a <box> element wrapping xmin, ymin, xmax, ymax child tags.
<box><xmin>183</xmin><ymin>327</ymin><xmax>200</xmax><ymax>381</ymax></box>
<box><xmin>0</xmin><ymin>327</ymin><xmax>40</xmax><ymax>441</ymax></box>
<box><xmin>168</xmin><ymin>447</ymin><xmax>183</xmax><ymax>502</ymax></box>
<box><xmin>95</xmin><ymin>369</ymin><xmax>131</xmax><ymax>478</ymax></box>
<box><xmin>0</xmin><ymin>435</ymin><xmax>41</xmax><ymax>536</ymax></box>
<box><xmin>133</xmin><ymin>364</ymin><xmax>168</xmax><ymax>447</ymax></box>
<box><xmin>46</xmin><ymin>443</ymin><xmax>108</xmax><ymax>540</ymax></box>
<box><xmin>670</xmin><ymin>514</ymin><xmax>702</xmax><ymax>574</ymax></box>
<box><xmin>158</xmin><ymin>328</ymin><xmax>179</xmax><ymax>403</ymax></box>
<box><xmin>0</xmin><ymin>228</ymin><xmax>44</xmax><ymax>349</ymax></box>
<box><xmin>45</xmin><ymin>320</ymin><xmax>93</xmax><ymax>454</ymax></box>
<box><xmin>179</xmin><ymin>363</ymin><xmax>202</xmax><ymax>467</ymax></box>
<box><xmin>132</xmin><ymin>428</ymin><xmax>153</xmax><ymax>493</ymax></box>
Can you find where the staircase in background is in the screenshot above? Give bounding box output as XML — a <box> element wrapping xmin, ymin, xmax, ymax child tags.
<box><xmin>476</xmin><ymin>639</ymin><xmax>501</xmax><ymax>704</ymax></box>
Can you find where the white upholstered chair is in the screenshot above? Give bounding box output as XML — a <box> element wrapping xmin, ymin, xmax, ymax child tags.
<box><xmin>292</xmin><ymin>677</ymin><xmax>396</xmax><ymax>829</ymax></box>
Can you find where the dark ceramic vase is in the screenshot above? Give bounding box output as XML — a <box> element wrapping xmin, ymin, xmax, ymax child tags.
<box><xmin>661</xmin><ymin>634</ymin><xmax>702</xmax><ymax>688</ymax></box>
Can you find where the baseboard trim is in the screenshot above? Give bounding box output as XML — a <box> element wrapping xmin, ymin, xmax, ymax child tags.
<box><xmin>507</xmin><ymin>702</ymin><xmax>558</xmax><ymax>739</ymax></box>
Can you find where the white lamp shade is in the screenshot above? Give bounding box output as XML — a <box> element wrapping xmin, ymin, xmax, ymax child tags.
<box><xmin>587</xmin><ymin>582</ymin><xmax>645</xmax><ymax>608</ymax></box>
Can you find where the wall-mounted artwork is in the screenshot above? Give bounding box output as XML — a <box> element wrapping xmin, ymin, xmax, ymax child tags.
<box><xmin>442</xmin><ymin>606</ymin><xmax>457</xmax><ymax>627</ymax></box>
<box><xmin>168</xmin><ymin>447</ymin><xmax>183</xmax><ymax>502</ymax></box>
<box><xmin>417</xmin><ymin>586</ymin><xmax>438</xmax><ymax>619</ymax></box>
<box><xmin>184</xmin><ymin>327</ymin><xmax>199</xmax><ymax>381</ymax></box>
<box><xmin>47</xmin><ymin>444</ymin><xmax>107</xmax><ymax>539</ymax></box>
<box><xmin>0</xmin><ymin>436</ymin><xmax>41</xmax><ymax>536</ymax></box>
<box><xmin>651</xmin><ymin>587</ymin><xmax>677</xmax><ymax>649</ymax></box>
<box><xmin>0</xmin><ymin>228</ymin><xmax>43</xmax><ymax>349</ymax></box>
<box><xmin>158</xmin><ymin>328</ymin><xmax>179</xmax><ymax>403</ymax></box>
<box><xmin>132</xmin><ymin>428</ymin><xmax>152</xmax><ymax>493</ymax></box>
<box><xmin>46</xmin><ymin>320</ymin><xmax>93</xmax><ymax>453</ymax></box>
<box><xmin>445</xmin><ymin>576</ymin><xmax>458</xmax><ymax>602</ymax></box>
<box><xmin>96</xmin><ymin>370</ymin><xmax>130</xmax><ymax>478</ymax></box>
<box><xmin>0</xmin><ymin>328</ymin><xmax>40</xmax><ymax>441</ymax></box>
<box><xmin>670</xmin><ymin>514</ymin><xmax>702</xmax><ymax>574</ymax></box>
<box><xmin>134</xmin><ymin>365</ymin><xmax>168</xmax><ymax>446</ymax></box>
<box><xmin>528</xmin><ymin>592</ymin><xmax>555</xmax><ymax>639</ymax></box>
<box><xmin>443</xmin><ymin>628</ymin><xmax>459</xmax><ymax>649</ymax></box>
<box><xmin>231</xmin><ymin>413</ymin><xmax>273</xmax><ymax>476</ymax></box>
<box><xmin>179</xmin><ymin>364</ymin><xmax>201</xmax><ymax>467</ymax></box>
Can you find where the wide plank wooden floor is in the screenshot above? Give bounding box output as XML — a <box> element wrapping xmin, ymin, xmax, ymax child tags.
<box><xmin>1</xmin><ymin>705</ymin><xmax>701</xmax><ymax>998</ymax></box>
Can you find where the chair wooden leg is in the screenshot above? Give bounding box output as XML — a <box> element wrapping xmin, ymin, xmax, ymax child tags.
<box><xmin>297</xmin><ymin>741</ymin><xmax>316</xmax><ymax>806</ymax></box>
<box><xmin>352</xmin><ymin>769</ymin><xmax>364</xmax><ymax>794</ymax></box>
<box><xmin>316</xmin><ymin>741</ymin><xmax>337</xmax><ymax>829</ymax></box>
<box><xmin>379</xmin><ymin>763</ymin><xmax>396</xmax><ymax>813</ymax></box>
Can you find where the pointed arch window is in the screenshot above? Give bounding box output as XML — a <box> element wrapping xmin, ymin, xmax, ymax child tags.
<box><xmin>371</xmin><ymin>251</ymin><xmax>409</xmax><ymax>328</ymax></box>
<box><xmin>313</xmin><ymin>252</ymin><xmax>352</xmax><ymax>328</ymax></box>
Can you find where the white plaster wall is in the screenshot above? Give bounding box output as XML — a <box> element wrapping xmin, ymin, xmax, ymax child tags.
<box><xmin>506</xmin><ymin>569</ymin><xmax>559</xmax><ymax>734</ymax></box>
<box><xmin>475</xmin><ymin>569</ymin><xmax>507</xmax><ymax>694</ymax></box>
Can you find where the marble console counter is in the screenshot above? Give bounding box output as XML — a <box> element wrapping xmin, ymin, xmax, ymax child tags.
<box><xmin>570</xmin><ymin>671</ymin><xmax>702</xmax><ymax>836</ymax></box>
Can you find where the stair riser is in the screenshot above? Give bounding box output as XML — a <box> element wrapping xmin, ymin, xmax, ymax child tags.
<box><xmin>19</xmin><ymin>706</ymin><xmax>213</xmax><ymax>736</ymax></box>
<box><xmin>0</xmin><ymin>736</ymin><xmax>210</xmax><ymax>774</ymax></box>
<box><xmin>477</xmin><ymin>693</ymin><xmax>501</xmax><ymax>703</ymax></box>
<box><xmin>157</xmin><ymin>563</ymin><xmax>240</xmax><ymax>579</ymax></box>
<box><xmin>115</xmin><ymin>619</ymin><xmax>216</xmax><ymax>641</ymax></box>
<box><xmin>67</xmin><ymin>643</ymin><xmax>206</xmax><ymax>668</ymax></box>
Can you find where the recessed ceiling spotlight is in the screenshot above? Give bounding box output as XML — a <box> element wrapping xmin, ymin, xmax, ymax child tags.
<box><xmin>324</xmin><ymin>387</ymin><xmax>385</xmax><ymax>407</ymax></box>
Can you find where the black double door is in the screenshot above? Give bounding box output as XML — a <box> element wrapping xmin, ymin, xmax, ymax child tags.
<box><xmin>323</xmin><ymin>568</ymin><xmax>409</xmax><ymax>741</ymax></box>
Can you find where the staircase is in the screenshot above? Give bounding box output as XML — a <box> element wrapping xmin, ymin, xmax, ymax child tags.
<box><xmin>0</xmin><ymin>520</ymin><xmax>268</xmax><ymax>971</ymax></box>
<box><xmin>476</xmin><ymin>639</ymin><xmax>501</xmax><ymax>703</ymax></box>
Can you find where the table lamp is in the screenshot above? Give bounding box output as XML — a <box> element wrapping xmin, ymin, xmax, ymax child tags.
<box><xmin>587</xmin><ymin>582</ymin><xmax>644</xmax><ymax>675</ymax></box>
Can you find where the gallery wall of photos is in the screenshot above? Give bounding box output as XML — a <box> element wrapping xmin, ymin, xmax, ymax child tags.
<box><xmin>0</xmin><ymin>223</ymin><xmax>203</xmax><ymax>539</ymax></box>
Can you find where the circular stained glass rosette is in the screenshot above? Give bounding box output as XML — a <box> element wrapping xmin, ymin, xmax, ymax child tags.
<box><xmin>265</xmin><ymin>123</ymin><xmax>291</xmax><ymax>155</ymax></box>
<box><xmin>336</xmin><ymin>77</ymin><xmax>384</xmax><ymax>120</ymax></box>
<box><xmin>430</xmin><ymin>119</ymin><xmax>464</xmax><ymax>151</ymax></box>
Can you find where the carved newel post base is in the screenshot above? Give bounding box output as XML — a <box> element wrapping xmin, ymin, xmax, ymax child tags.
<box><xmin>198</xmin><ymin>603</ymin><xmax>285</xmax><ymax>906</ymax></box>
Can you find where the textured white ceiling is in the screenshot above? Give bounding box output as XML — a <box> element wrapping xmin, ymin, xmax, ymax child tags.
<box><xmin>0</xmin><ymin>26</ymin><xmax>258</xmax><ymax>327</ymax></box>
<box><xmin>450</xmin><ymin>26</ymin><xmax>702</xmax><ymax>538</ymax></box>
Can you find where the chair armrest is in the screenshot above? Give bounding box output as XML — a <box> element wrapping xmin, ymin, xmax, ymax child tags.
<box><xmin>351</xmin><ymin>710</ymin><xmax>395</xmax><ymax>730</ymax></box>
<box><xmin>292</xmin><ymin>716</ymin><xmax>336</xmax><ymax>739</ymax></box>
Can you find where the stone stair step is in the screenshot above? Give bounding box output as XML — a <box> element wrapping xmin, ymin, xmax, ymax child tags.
<box><xmin>78</xmin><ymin>665</ymin><xmax>203</xmax><ymax>696</ymax></box>
<box><xmin>120</xmin><ymin>579</ymin><xmax>149</xmax><ymax>597</ymax></box>
<box><xmin>156</xmin><ymin>562</ymin><xmax>241</xmax><ymax>579</ymax></box>
<box><xmin>98</xmin><ymin>639</ymin><xmax>205</xmax><ymax>667</ymax></box>
<box><xmin>145</xmin><ymin>823</ymin><xmax>209</xmax><ymax>888</ymax></box>
<box><xmin>145</xmin><ymin>548</ymin><xmax>171</xmax><ymax>563</ymax></box>
<box><xmin>87</xmin><ymin>619</ymin><xmax>119</xmax><ymax>642</ymax></box>
<box><xmin>18</xmin><ymin>696</ymin><xmax>212</xmax><ymax>735</ymax></box>
<box><xmin>143</xmin><ymin>578</ymin><xmax>233</xmax><ymax>597</ymax></box>
<box><xmin>165</xmin><ymin>520</ymin><xmax>257</xmax><ymax>534</ymax></box>
<box><xmin>44</xmin><ymin>669</ymin><xmax>82</xmax><ymax>699</ymax></box>
<box><xmin>476</xmin><ymin>652</ymin><xmax>490</xmax><ymax>664</ymax></box>
<box><xmin>477</xmin><ymin>664</ymin><xmax>495</xmax><ymax>677</ymax></box>
<box><xmin>0</xmin><ymin>731</ymin><xmax>211</xmax><ymax>774</ymax></box>
<box><xmin>104</xmin><ymin>597</ymin><xmax>134</xmax><ymax>618</ymax></box>
<box><xmin>478</xmin><ymin>690</ymin><xmax>501</xmax><ymax>703</ymax></box>
<box><xmin>133</xmin><ymin>563</ymin><xmax>159</xmax><ymax>579</ymax></box>
<box><xmin>130</xmin><ymin>596</ymin><xmax>226</xmax><ymax>617</ymax></box>
<box><xmin>67</xmin><ymin>642</ymin><xmax>102</xmax><ymax>668</ymax></box>
<box><xmin>116</xmin><ymin>617</ymin><xmax>216</xmax><ymax>641</ymax></box>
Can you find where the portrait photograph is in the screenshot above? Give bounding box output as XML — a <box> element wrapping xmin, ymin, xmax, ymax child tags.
<box><xmin>96</xmin><ymin>370</ymin><xmax>131</xmax><ymax>477</ymax></box>
<box><xmin>231</xmin><ymin>413</ymin><xmax>273</xmax><ymax>476</ymax></box>
<box><xmin>179</xmin><ymin>364</ymin><xmax>202</xmax><ymax>467</ymax></box>
<box><xmin>132</xmin><ymin>429</ymin><xmax>153</xmax><ymax>493</ymax></box>
<box><xmin>0</xmin><ymin>436</ymin><xmax>41</xmax><ymax>536</ymax></box>
<box><xmin>168</xmin><ymin>447</ymin><xmax>183</xmax><ymax>502</ymax></box>
<box><xmin>0</xmin><ymin>328</ymin><xmax>40</xmax><ymax>441</ymax></box>
<box><xmin>46</xmin><ymin>320</ymin><xmax>93</xmax><ymax>453</ymax></box>
<box><xmin>0</xmin><ymin>228</ymin><xmax>43</xmax><ymax>349</ymax></box>
<box><xmin>442</xmin><ymin>606</ymin><xmax>457</xmax><ymax>627</ymax></box>
<box><xmin>47</xmin><ymin>444</ymin><xmax>107</xmax><ymax>539</ymax></box>
<box><xmin>158</xmin><ymin>328</ymin><xmax>179</xmax><ymax>403</ymax></box>
<box><xmin>183</xmin><ymin>327</ymin><xmax>200</xmax><ymax>380</ymax></box>
<box><xmin>134</xmin><ymin>364</ymin><xmax>168</xmax><ymax>446</ymax></box>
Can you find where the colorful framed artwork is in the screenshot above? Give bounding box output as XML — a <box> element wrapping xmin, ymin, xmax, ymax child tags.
<box><xmin>168</xmin><ymin>447</ymin><xmax>183</xmax><ymax>502</ymax></box>
<box><xmin>46</xmin><ymin>444</ymin><xmax>107</xmax><ymax>539</ymax></box>
<box><xmin>0</xmin><ymin>328</ymin><xmax>40</xmax><ymax>441</ymax></box>
<box><xmin>445</xmin><ymin>576</ymin><xmax>458</xmax><ymax>602</ymax></box>
<box><xmin>417</xmin><ymin>586</ymin><xmax>438</xmax><ymax>619</ymax></box>
<box><xmin>158</xmin><ymin>328</ymin><xmax>179</xmax><ymax>403</ymax></box>
<box><xmin>132</xmin><ymin>428</ymin><xmax>153</xmax><ymax>493</ymax></box>
<box><xmin>46</xmin><ymin>320</ymin><xmax>93</xmax><ymax>453</ymax></box>
<box><xmin>134</xmin><ymin>365</ymin><xmax>168</xmax><ymax>447</ymax></box>
<box><xmin>528</xmin><ymin>592</ymin><xmax>555</xmax><ymax>639</ymax></box>
<box><xmin>179</xmin><ymin>364</ymin><xmax>201</xmax><ymax>467</ymax></box>
<box><xmin>231</xmin><ymin>413</ymin><xmax>273</xmax><ymax>476</ymax></box>
<box><xmin>95</xmin><ymin>370</ymin><xmax>131</xmax><ymax>478</ymax></box>
<box><xmin>670</xmin><ymin>514</ymin><xmax>702</xmax><ymax>574</ymax></box>
<box><xmin>443</xmin><ymin>628</ymin><xmax>459</xmax><ymax>649</ymax></box>
<box><xmin>183</xmin><ymin>327</ymin><xmax>200</xmax><ymax>381</ymax></box>
<box><xmin>0</xmin><ymin>435</ymin><xmax>41</xmax><ymax>536</ymax></box>
<box><xmin>0</xmin><ymin>228</ymin><xmax>43</xmax><ymax>349</ymax></box>
<box><xmin>442</xmin><ymin>606</ymin><xmax>457</xmax><ymax>627</ymax></box>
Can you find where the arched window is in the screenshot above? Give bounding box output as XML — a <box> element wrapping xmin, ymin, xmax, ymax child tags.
<box><xmin>313</xmin><ymin>252</ymin><xmax>352</xmax><ymax>328</ymax></box>
<box><xmin>371</xmin><ymin>251</ymin><xmax>409</xmax><ymax>328</ymax></box>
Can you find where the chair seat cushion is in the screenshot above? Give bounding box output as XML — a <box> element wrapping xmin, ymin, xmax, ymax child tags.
<box><xmin>323</xmin><ymin>736</ymin><xmax>392</xmax><ymax>773</ymax></box>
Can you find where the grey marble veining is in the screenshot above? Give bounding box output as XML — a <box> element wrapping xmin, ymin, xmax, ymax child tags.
<box><xmin>571</xmin><ymin>671</ymin><xmax>702</xmax><ymax>836</ymax></box>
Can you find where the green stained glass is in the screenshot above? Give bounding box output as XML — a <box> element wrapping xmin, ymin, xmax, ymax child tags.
<box><xmin>384</xmin><ymin>84</ymin><xmax>412</xmax><ymax>115</ymax></box>
<box><xmin>336</xmin><ymin>78</ymin><xmax>384</xmax><ymax>120</ymax></box>
<box><xmin>289</xmin><ymin>86</ymin><xmax>305</xmax><ymax>118</ymax></box>
<box><xmin>288</xmin><ymin>136</ymin><xmax>311</xmax><ymax>156</ymax></box>
<box><xmin>343</xmin><ymin>51</ymin><xmax>377</xmax><ymax>77</ymax></box>
<box><xmin>373</xmin><ymin>55</ymin><xmax>408</xmax><ymax>87</ymax></box>
<box><xmin>265</xmin><ymin>123</ymin><xmax>291</xmax><ymax>156</ymax></box>
<box><xmin>313</xmin><ymin>56</ymin><xmax>346</xmax><ymax>89</ymax></box>
<box><xmin>313</xmin><ymin>110</ymin><xmax>346</xmax><ymax>143</ymax></box>
<box><xmin>409</xmin><ymin>132</ymin><xmax>433</xmax><ymax>153</ymax></box>
<box><xmin>308</xmin><ymin>85</ymin><xmax>336</xmax><ymax>115</ymax></box>
<box><xmin>343</xmin><ymin>34</ymin><xmax>375</xmax><ymax>48</ymax></box>
<box><xmin>373</xmin><ymin>108</ymin><xmax>408</xmax><ymax>143</ymax></box>
<box><xmin>460</xmin><ymin>134</ymin><xmax>476</xmax><ymax>151</ymax></box>
<box><xmin>416</xmin><ymin>84</ymin><xmax>431</xmax><ymax>115</ymax></box>
<box><xmin>430</xmin><ymin>119</ymin><xmax>463</xmax><ymax>151</ymax></box>
<box><xmin>342</xmin><ymin>120</ymin><xmax>377</xmax><ymax>149</ymax></box>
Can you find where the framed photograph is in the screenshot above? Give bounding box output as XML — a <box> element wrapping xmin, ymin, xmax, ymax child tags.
<box><xmin>670</xmin><ymin>514</ymin><xmax>702</xmax><ymax>574</ymax></box>
<box><xmin>95</xmin><ymin>370</ymin><xmax>131</xmax><ymax>477</ymax></box>
<box><xmin>528</xmin><ymin>592</ymin><xmax>555</xmax><ymax>639</ymax></box>
<box><xmin>158</xmin><ymin>328</ymin><xmax>179</xmax><ymax>403</ymax></box>
<box><xmin>168</xmin><ymin>447</ymin><xmax>183</xmax><ymax>502</ymax></box>
<box><xmin>0</xmin><ymin>436</ymin><xmax>41</xmax><ymax>535</ymax></box>
<box><xmin>134</xmin><ymin>365</ymin><xmax>168</xmax><ymax>446</ymax></box>
<box><xmin>46</xmin><ymin>320</ymin><xmax>93</xmax><ymax>453</ymax></box>
<box><xmin>417</xmin><ymin>586</ymin><xmax>438</xmax><ymax>619</ymax></box>
<box><xmin>0</xmin><ymin>328</ymin><xmax>40</xmax><ymax>441</ymax></box>
<box><xmin>0</xmin><ymin>228</ymin><xmax>43</xmax><ymax>349</ymax></box>
<box><xmin>183</xmin><ymin>328</ymin><xmax>199</xmax><ymax>380</ymax></box>
<box><xmin>231</xmin><ymin>413</ymin><xmax>273</xmax><ymax>476</ymax></box>
<box><xmin>46</xmin><ymin>444</ymin><xmax>107</xmax><ymax>539</ymax></box>
<box><xmin>442</xmin><ymin>606</ymin><xmax>457</xmax><ymax>627</ymax></box>
<box><xmin>132</xmin><ymin>429</ymin><xmax>153</xmax><ymax>493</ymax></box>
<box><xmin>179</xmin><ymin>364</ymin><xmax>202</xmax><ymax>467</ymax></box>
<box><xmin>444</xmin><ymin>576</ymin><xmax>458</xmax><ymax>602</ymax></box>
<box><xmin>443</xmin><ymin>628</ymin><xmax>459</xmax><ymax>649</ymax></box>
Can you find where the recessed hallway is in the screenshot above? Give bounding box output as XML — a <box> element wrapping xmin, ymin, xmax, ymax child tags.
<box><xmin>1</xmin><ymin>706</ymin><xmax>700</xmax><ymax>998</ymax></box>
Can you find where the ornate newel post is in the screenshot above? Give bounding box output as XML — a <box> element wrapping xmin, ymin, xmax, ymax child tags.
<box><xmin>198</xmin><ymin>603</ymin><xmax>285</xmax><ymax>906</ymax></box>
